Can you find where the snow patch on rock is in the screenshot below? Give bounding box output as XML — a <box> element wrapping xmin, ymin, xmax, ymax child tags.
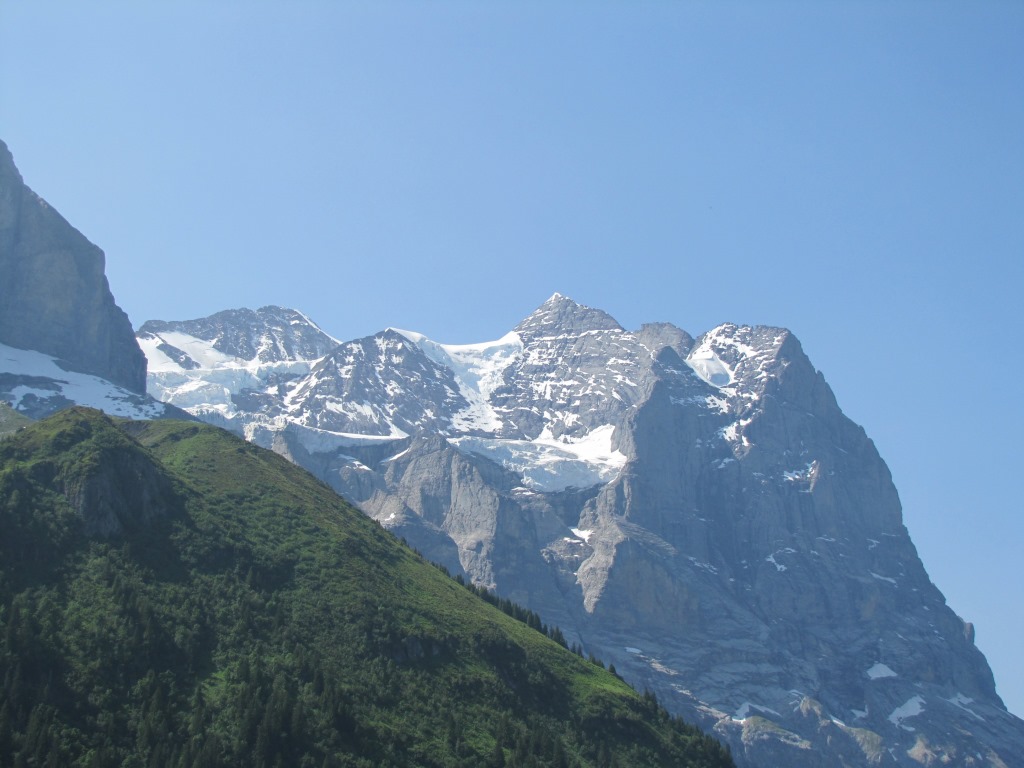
<box><xmin>866</xmin><ymin>663</ymin><xmax>897</xmax><ymax>680</ymax></box>
<box><xmin>888</xmin><ymin>695</ymin><xmax>925</xmax><ymax>730</ymax></box>
<box><xmin>451</xmin><ymin>424</ymin><xmax>625</xmax><ymax>492</ymax></box>
<box><xmin>1</xmin><ymin>342</ymin><xmax>167</xmax><ymax>420</ymax></box>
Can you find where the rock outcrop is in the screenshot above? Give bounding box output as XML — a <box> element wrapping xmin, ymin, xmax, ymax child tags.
<box><xmin>54</xmin><ymin>409</ymin><xmax>182</xmax><ymax>536</ymax></box>
<box><xmin>0</xmin><ymin>139</ymin><xmax>146</xmax><ymax>393</ymax></box>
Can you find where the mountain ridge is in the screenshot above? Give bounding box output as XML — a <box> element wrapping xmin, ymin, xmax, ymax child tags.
<box><xmin>138</xmin><ymin>297</ymin><xmax>1024</xmax><ymax>767</ymax></box>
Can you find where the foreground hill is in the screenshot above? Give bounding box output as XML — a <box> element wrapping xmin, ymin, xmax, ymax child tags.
<box><xmin>0</xmin><ymin>408</ymin><xmax>733</xmax><ymax>768</ymax></box>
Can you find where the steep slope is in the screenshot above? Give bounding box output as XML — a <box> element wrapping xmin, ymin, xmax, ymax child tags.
<box><xmin>140</xmin><ymin>295</ymin><xmax>1024</xmax><ymax>767</ymax></box>
<box><xmin>1</xmin><ymin>340</ymin><xmax>172</xmax><ymax>421</ymax></box>
<box><xmin>0</xmin><ymin>139</ymin><xmax>146</xmax><ymax>393</ymax></box>
<box><xmin>0</xmin><ymin>407</ymin><xmax>734</xmax><ymax>768</ymax></box>
<box><xmin>0</xmin><ymin>402</ymin><xmax>31</xmax><ymax>437</ymax></box>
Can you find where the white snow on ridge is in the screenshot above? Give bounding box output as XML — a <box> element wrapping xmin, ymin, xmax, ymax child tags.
<box><xmin>451</xmin><ymin>424</ymin><xmax>626</xmax><ymax>492</ymax></box>
<box><xmin>140</xmin><ymin>330</ymin><xmax>322</xmax><ymax>373</ymax></box>
<box><xmin>392</xmin><ymin>328</ymin><xmax>523</xmax><ymax>433</ymax></box>
<box><xmin>686</xmin><ymin>325</ymin><xmax>760</xmax><ymax>388</ymax></box>
<box><xmin>0</xmin><ymin>342</ymin><xmax>166</xmax><ymax>420</ymax></box>
<box><xmin>290</xmin><ymin>308</ymin><xmax>341</xmax><ymax>346</ymax></box>
<box><xmin>260</xmin><ymin>422</ymin><xmax>407</xmax><ymax>457</ymax></box>
<box><xmin>147</xmin><ymin>330</ymin><xmax>237</xmax><ymax>369</ymax></box>
<box><xmin>141</xmin><ymin>330</ymin><xmax>320</xmax><ymax>416</ymax></box>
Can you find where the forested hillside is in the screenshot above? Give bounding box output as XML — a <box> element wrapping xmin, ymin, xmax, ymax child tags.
<box><xmin>0</xmin><ymin>408</ymin><xmax>733</xmax><ymax>768</ymax></box>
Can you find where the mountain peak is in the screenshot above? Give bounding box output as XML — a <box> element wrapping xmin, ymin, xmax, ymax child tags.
<box><xmin>515</xmin><ymin>294</ymin><xmax>624</xmax><ymax>337</ymax></box>
<box><xmin>138</xmin><ymin>306</ymin><xmax>338</xmax><ymax>365</ymax></box>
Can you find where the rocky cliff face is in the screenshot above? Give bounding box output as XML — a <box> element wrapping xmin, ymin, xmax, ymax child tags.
<box><xmin>0</xmin><ymin>140</ymin><xmax>146</xmax><ymax>394</ymax></box>
<box><xmin>141</xmin><ymin>294</ymin><xmax>1024</xmax><ymax>766</ymax></box>
<box><xmin>50</xmin><ymin>409</ymin><xmax>183</xmax><ymax>536</ymax></box>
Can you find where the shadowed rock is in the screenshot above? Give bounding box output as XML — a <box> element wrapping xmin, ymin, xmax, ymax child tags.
<box><xmin>0</xmin><ymin>139</ymin><xmax>146</xmax><ymax>393</ymax></box>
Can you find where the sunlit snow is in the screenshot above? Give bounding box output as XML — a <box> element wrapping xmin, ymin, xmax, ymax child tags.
<box><xmin>571</xmin><ymin>528</ymin><xmax>594</xmax><ymax>543</ymax></box>
<box><xmin>451</xmin><ymin>424</ymin><xmax>626</xmax><ymax>492</ymax></box>
<box><xmin>143</xmin><ymin>330</ymin><xmax>236</xmax><ymax>370</ymax></box>
<box><xmin>392</xmin><ymin>329</ymin><xmax>523</xmax><ymax>433</ymax></box>
<box><xmin>1</xmin><ymin>342</ymin><xmax>165</xmax><ymax>419</ymax></box>
<box><xmin>281</xmin><ymin>424</ymin><xmax>407</xmax><ymax>456</ymax></box>
<box><xmin>866</xmin><ymin>663</ymin><xmax>897</xmax><ymax>680</ymax></box>
<box><xmin>140</xmin><ymin>330</ymin><xmax>321</xmax><ymax>415</ymax></box>
<box><xmin>687</xmin><ymin>342</ymin><xmax>733</xmax><ymax>387</ymax></box>
<box><xmin>686</xmin><ymin>325</ymin><xmax>759</xmax><ymax>388</ymax></box>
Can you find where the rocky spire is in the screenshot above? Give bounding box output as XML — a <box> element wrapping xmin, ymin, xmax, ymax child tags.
<box><xmin>514</xmin><ymin>293</ymin><xmax>624</xmax><ymax>337</ymax></box>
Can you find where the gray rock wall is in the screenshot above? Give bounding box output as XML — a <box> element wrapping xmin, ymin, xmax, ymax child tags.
<box><xmin>0</xmin><ymin>140</ymin><xmax>146</xmax><ymax>393</ymax></box>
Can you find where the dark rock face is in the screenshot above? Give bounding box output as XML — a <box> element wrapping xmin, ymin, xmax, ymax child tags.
<box><xmin>56</xmin><ymin>424</ymin><xmax>181</xmax><ymax>538</ymax></box>
<box><xmin>142</xmin><ymin>295</ymin><xmax>1024</xmax><ymax>766</ymax></box>
<box><xmin>0</xmin><ymin>140</ymin><xmax>146</xmax><ymax>393</ymax></box>
<box><xmin>576</xmin><ymin>327</ymin><xmax>1012</xmax><ymax>765</ymax></box>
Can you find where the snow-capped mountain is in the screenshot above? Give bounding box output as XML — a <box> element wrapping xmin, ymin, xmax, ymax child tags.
<box><xmin>140</xmin><ymin>294</ymin><xmax>1024</xmax><ymax>767</ymax></box>
<box><xmin>139</xmin><ymin>306</ymin><xmax>338</xmax><ymax>367</ymax></box>
<box><xmin>136</xmin><ymin>306</ymin><xmax>337</xmax><ymax>432</ymax></box>
<box><xmin>11</xmin><ymin>129</ymin><xmax>1018</xmax><ymax>765</ymax></box>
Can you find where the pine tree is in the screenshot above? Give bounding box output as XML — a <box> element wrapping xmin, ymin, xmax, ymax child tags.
<box><xmin>489</xmin><ymin>739</ymin><xmax>506</xmax><ymax>767</ymax></box>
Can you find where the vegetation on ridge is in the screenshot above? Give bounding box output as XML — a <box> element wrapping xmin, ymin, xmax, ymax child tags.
<box><xmin>0</xmin><ymin>407</ymin><xmax>733</xmax><ymax>768</ymax></box>
<box><xmin>0</xmin><ymin>402</ymin><xmax>31</xmax><ymax>438</ymax></box>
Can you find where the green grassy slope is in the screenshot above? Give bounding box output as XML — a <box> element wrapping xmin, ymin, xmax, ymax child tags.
<box><xmin>0</xmin><ymin>403</ymin><xmax>32</xmax><ymax>438</ymax></box>
<box><xmin>0</xmin><ymin>408</ymin><xmax>733</xmax><ymax>768</ymax></box>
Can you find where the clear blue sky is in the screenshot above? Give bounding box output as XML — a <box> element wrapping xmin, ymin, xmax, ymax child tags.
<box><xmin>3</xmin><ymin>1</ymin><xmax>1022</xmax><ymax>716</ymax></box>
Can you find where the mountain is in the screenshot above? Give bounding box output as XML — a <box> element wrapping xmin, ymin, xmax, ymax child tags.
<box><xmin>142</xmin><ymin>294</ymin><xmax>1024</xmax><ymax>767</ymax></box>
<box><xmin>0</xmin><ymin>406</ymin><xmax>734</xmax><ymax>768</ymax></box>
<box><xmin>0</xmin><ymin>139</ymin><xmax>146</xmax><ymax>394</ymax></box>
<box><xmin>0</xmin><ymin>140</ymin><xmax>172</xmax><ymax>421</ymax></box>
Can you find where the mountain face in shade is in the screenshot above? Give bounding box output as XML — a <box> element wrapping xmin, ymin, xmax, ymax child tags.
<box><xmin>0</xmin><ymin>139</ymin><xmax>146</xmax><ymax>394</ymax></box>
<box><xmin>141</xmin><ymin>294</ymin><xmax>1024</xmax><ymax>767</ymax></box>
